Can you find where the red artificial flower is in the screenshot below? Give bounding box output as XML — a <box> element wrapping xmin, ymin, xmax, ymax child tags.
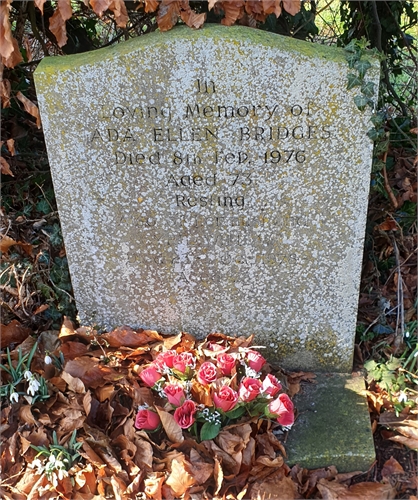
<box><xmin>174</xmin><ymin>400</ymin><xmax>197</xmax><ymax>429</ymax></box>
<box><xmin>213</xmin><ymin>386</ymin><xmax>239</xmax><ymax>412</ymax></box>
<box><xmin>173</xmin><ymin>352</ymin><xmax>196</xmax><ymax>373</ymax></box>
<box><xmin>216</xmin><ymin>353</ymin><xmax>236</xmax><ymax>376</ymax></box>
<box><xmin>139</xmin><ymin>365</ymin><xmax>161</xmax><ymax>387</ymax></box>
<box><xmin>197</xmin><ymin>361</ymin><xmax>218</xmax><ymax>385</ymax></box>
<box><xmin>262</xmin><ymin>374</ymin><xmax>282</xmax><ymax>397</ymax></box>
<box><xmin>268</xmin><ymin>393</ymin><xmax>294</xmax><ymax>427</ymax></box>
<box><xmin>246</xmin><ymin>350</ymin><xmax>266</xmax><ymax>372</ymax></box>
<box><xmin>238</xmin><ymin>377</ymin><xmax>262</xmax><ymax>402</ymax></box>
<box><xmin>134</xmin><ymin>409</ymin><xmax>161</xmax><ymax>431</ymax></box>
<box><xmin>154</xmin><ymin>350</ymin><xmax>177</xmax><ymax>370</ymax></box>
<box><xmin>164</xmin><ymin>384</ymin><xmax>186</xmax><ymax>407</ymax></box>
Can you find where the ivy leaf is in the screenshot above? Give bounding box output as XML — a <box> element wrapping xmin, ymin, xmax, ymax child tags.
<box><xmin>370</xmin><ymin>112</ymin><xmax>385</xmax><ymax>127</ymax></box>
<box><xmin>367</xmin><ymin>128</ymin><xmax>385</xmax><ymax>141</ymax></box>
<box><xmin>345</xmin><ymin>52</ymin><xmax>359</xmax><ymax>69</ymax></box>
<box><xmin>347</xmin><ymin>73</ymin><xmax>362</xmax><ymax>90</ymax></box>
<box><xmin>354</xmin><ymin>95</ymin><xmax>369</xmax><ymax>111</ymax></box>
<box><xmin>361</xmin><ymin>81</ymin><xmax>376</xmax><ymax>98</ymax></box>
<box><xmin>344</xmin><ymin>40</ymin><xmax>358</xmax><ymax>53</ymax></box>
<box><xmin>354</xmin><ymin>59</ymin><xmax>372</xmax><ymax>78</ymax></box>
<box><xmin>200</xmin><ymin>421</ymin><xmax>221</xmax><ymax>441</ymax></box>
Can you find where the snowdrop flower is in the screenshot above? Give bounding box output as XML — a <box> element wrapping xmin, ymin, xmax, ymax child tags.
<box><xmin>24</xmin><ymin>370</ymin><xmax>33</xmax><ymax>381</ymax></box>
<box><xmin>27</xmin><ymin>378</ymin><xmax>40</xmax><ymax>396</ymax></box>
<box><xmin>398</xmin><ymin>391</ymin><xmax>408</xmax><ymax>404</ymax></box>
<box><xmin>30</xmin><ymin>458</ymin><xmax>45</xmax><ymax>473</ymax></box>
<box><xmin>10</xmin><ymin>391</ymin><xmax>19</xmax><ymax>404</ymax></box>
<box><xmin>44</xmin><ymin>354</ymin><xmax>52</xmax><ymax>365</ymax></box>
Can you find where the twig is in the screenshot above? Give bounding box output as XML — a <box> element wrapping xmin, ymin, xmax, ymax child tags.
<box><xmin>390</xmin><ymin>233</ymin><xmax>405</xmax><ymax>350</ymax></box>
<box><xmin>381</xmin><ymin>150</ymin><xmax>399</xmax><ymax>209</ymax></box>
<box><xmin>49</xmin><ymin>277</ymin><xmax>74</xmax><ymax>303</ymax></box>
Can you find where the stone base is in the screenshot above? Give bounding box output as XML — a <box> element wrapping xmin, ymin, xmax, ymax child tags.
<box><xmin>285</xmin><ymin>373</ymin><xmax>375</xmax><ymax>473</ymax></box>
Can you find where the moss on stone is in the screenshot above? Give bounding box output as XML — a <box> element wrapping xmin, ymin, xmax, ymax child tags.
<box><xmin>35</xmin><ymin>24</ymin><xmax>351</xmax><ymax>76</ymax></box>
<box><xmin>286</xmin><ymin>373</ymin><xmax>375</xmax><ymax>472</ymax></box>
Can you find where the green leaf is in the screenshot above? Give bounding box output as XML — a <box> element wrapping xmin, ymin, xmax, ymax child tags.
<box><xmin>364</xmin><ymin>360</ymin><xmax>378</xmax><ymax>372</ymax></box>
<box><xmin>248</xmin><ymin>401</ymin><xmax>268</xmax><ymax>417</ymax></box>
<box><xmin>354</xmin><ymin>95</ymin><xmax>369</xmax><ymax>111</ymax></box>
<box><xmin>370</xmin><ymin>113</ymin><xmax>385</xmax><ymax>128</ymax></box>
<box><xmin>200</xmin><ymin>421</ymin><xmax>221</xmax><ymax>441</ymax></box>
<box><xmin>367</xmin><ymin>128</ymin><xmax>385</xmax><ymax>141</ymax></box>
<box><xmin>361</xmin><ymin>81</ymin><xmax>375</xmax><ymax>98</ymax></box>
<box><xmin>347</xmin><ymin>73</ymin><xmax>362</xmax><ymax>90</ymax></box>
<box><xmin>36</xmin><ymin>199</ymin><xmax>51</xmax><ymax>215</ymax></box>
<box><xmin>354</xmin><ymin>60</ymin><xmax>372</xmax><ymax>79</ymax></box>
<box><xmin>386</xmin><ymin>357</ymin><xmax>402</xmax><ymax>371</ymax></box>
<box><xmin>224</xmin><ymin>405</ymin><xmax>246</xmax><ymax>419</ymax></box>
<box><xmin>345</xmin><ymin>52</ymin><xmax>359</xmax><ymax>69</ymax></box>
<box><xmin>344</xmin><ymin>40</ymin><xmax>358</xmax><ymax>53</ymax></box>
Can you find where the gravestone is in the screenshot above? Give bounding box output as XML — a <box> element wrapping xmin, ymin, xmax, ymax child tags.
<box><xmin>34</xmin><ymin>25</ymin><xmax>379</xmax><ymax>373</ymax></box>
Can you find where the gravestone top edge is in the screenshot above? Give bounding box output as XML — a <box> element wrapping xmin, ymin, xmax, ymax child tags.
<box><xmin>35</xmin><ymin>24</ymin><xmax>357</xmax><ymax>76</ymax></box>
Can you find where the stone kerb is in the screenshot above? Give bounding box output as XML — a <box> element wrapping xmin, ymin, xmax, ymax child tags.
<box><xmin>34</xmin><ymin>25</ymin><xmax>379</xmax><ymax>372</ymax></box>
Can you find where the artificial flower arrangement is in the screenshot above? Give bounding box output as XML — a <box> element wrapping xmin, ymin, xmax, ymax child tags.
<box><xmin>134</xmin><ymin>334</ymin><xmax>294</xmax><ymax>441</ymax></box>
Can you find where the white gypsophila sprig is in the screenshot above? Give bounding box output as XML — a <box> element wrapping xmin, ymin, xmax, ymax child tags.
<box><xmin>154</xmin><ymin>381</ymin><xmax>167</xmax><ymax>398</ymax></box>
<box><xmin>240</xmin><ymin>359</ymin><xmax>260</xmax><ymax>379</ymax></box>
<box><xmin>137</xmin><ymin>402</ymin><xmax>150</xmax><ymax>411</ymax></box>
<box><xmin>200</xmin><ymin>408</ymin><xmax>222</xmax><ymax>426</ymax></box>
<box><xmin>160</xmin><ymin>365</ymin><xmax>173</xmax><ymax>376</ymax></box>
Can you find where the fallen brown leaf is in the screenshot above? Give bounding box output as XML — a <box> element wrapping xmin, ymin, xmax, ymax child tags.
<box><xmin>61</xmin><ymin>370</ymin><xmax>86</xmax><ymax>394</ymax></box>
<box><xmin>144</xmin><ymin>473</ymin><xmax>165</xmax><ymax>500</ymax></box>
<box><xmin>317</xmin><ymin>479</ymin><xmax>396</xmax><ymax>500</ymax></box>
<box><xmin>0</xmin><ymin>156</ymin><xmax>14</xmax><ymax>176</ymax></box>
<box><xmin>155</xmin><ymin>406</ymin><xmax>184</xmax><ymax>443</ymax></box>
<box><xmin>381</xmin><ymin>456</ymin><xmax>405</xmax><ymax>477</ymax></box>
<box><xmin>184</xmin><ymin>448</ymin><xmax>214</xmax><ymax>485</ymax></box>
<box><xmin>166</xmin><ymin>457</ymin><xmax>195</xmax><ymax>496</ymax></box>
<box><xmin>250</xmin><ymin>474</ymin><xmax>296</xmax><ymax>500</ymax></box>
<box><xmin>101</xmin><ymin>326</ymin><xmax>162</xmax><ymax>348</ymax></box>
<box><xmin>0</xmin><ymin>320</ymin><xmax>31</xmax><ymax>348</ymax></box>
<box><xmin>213</xmin><ymin>456</ymin><xmax>224</xmax><ymax>494</ymax></box>
<box><xmin>0</xmin><ymin>235</ymin><xmax>33</xmax><ymax>256</ymax></box>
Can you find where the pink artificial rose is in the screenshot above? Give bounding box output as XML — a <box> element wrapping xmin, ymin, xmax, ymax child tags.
<box><xmin>154</xmin><ymin>350</ymin><xmax>177</xmax><ymax>370</ymax></box>
<box><xmin>134</xmin><ymin>409</ymin><xmax>161</xmax><ymax>431</ymax></box>
<box><xmin>213</xmin><ymin>386</ymin><xmax>238</xmax><ymax>412</ymax></box>
<box><xmin>268</xmin><ymin>393</ymin><xmax>294</xmax><ymax>427</ymax></box>
<box><xmin>173</xmin><ymin>352</ymin><xmax>196</xmax><ymax>373</ymax></box>
<box><xmin>174</xmin><ymin>400</ymin><xmax>197</xmax><ymax>429</ymax></box>
<box><xmin>139</xmin><ymin>365</ymin><xmax>161</xmax><ymax>387</ymax></box>
<box><xmin>247</xmin><ymin>350</ymin><xmax>266</xmax><ymax>372</ymax></box>
<box><xmin>164</xmin><ymin>384</ymin><xmax>186</xmax><ymax>407</ymax></box>
<box><xmin>197</xmin><ymin>361</ymin><xmax>218</xmax><ymax>385</ymax></box>
<box><xmin>262</xmin><ymin>374</ymin><xmax>282</xmax><ymax>397</ymax></box>
<box><xmin>238</xmin><ymin>377</ymin><xmax>262</xmax><ymax>402</ymax></box>
<box><xmin>216</xmin><ymin>353</ymin><xmax>236</xmax><ymax>376</ymax></box>
<box><xmin>206</xmin><ymin>341</ymin><xmax>225</xmax><ymax>352</ymax></box>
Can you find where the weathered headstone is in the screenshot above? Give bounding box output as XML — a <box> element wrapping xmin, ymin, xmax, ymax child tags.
<box><xmin>34</xmin><ymin>25</ymin><xmax>379</xmax><ymax>372</ymax></box>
